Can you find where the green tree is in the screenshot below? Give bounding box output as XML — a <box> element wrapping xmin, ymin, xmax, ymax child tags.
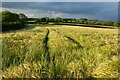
<box><xmin>54</xmin><ymin>17</ymin><xmax>62</xmax><ymax>22</ymax></box>
<box><xmin>114</xmin><ymin>22</ymin><xmax>120</xmax><ymax>27</ymax></box>
<box><xmin>50</xmin><ymin>18</ymin><xmax>55</xmax><ymax>22</ymax></box>
<box><xmin>35</xmin><ymin>18</ymin><xmax>41</xmax><ymax>24</ymax></box>
<box><xmin>79</xmin><ymin>18</ymin><xmax>88</xmax><ymax>24</ymax></box>
<box><xmin>2</xmin><ymin>11</ymin><xmax>20</xmax><ymax>22</ymax></box>
<box><xmin>18</xmin><ymin>13</ymin><xmax>27</xmax><ymax>24</ymax></box>
<box><xmin>19</xmin><ymin>13</ymin><xmax>27</xmax><ymax>19</ymax></box>
<box><xmin>106</xmin><ymin>21</ymin><xmax>114</xmax><ymax>26</ymax></box>
<box><xmin>41</xmin><ymin>17</ymin><xmax>49</xmax><ymax>24</ymax></box>
<box><xmin>2</xmin><ymin>11</ymin><xmax>27</xmax><ymax>31</ymax></box>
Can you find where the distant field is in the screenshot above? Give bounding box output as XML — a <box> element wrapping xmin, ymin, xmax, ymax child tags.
<box><xmin>1</xmin><ymin>25</ymin><xmax>118</xmax><ymax>78</ymax></box>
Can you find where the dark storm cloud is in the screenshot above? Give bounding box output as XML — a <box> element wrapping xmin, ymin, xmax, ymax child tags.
<box><xmin>2</xmin><ymin>2</ymin><xmax>118</xmax><ymax>21</ymax></box>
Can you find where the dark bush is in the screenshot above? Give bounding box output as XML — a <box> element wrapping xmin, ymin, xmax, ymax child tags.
<box><xmin>1</xmin><ymin>11</ymin><xmax>27</xmax><ymax>32</ymax></box>
<box><xmin>2</xmin><ymin>21</ymin><xmax>25</xmax><ymax>31</ymax></box>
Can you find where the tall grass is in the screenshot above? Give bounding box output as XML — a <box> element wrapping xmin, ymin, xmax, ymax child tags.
<box><xmin>1</xmin><ymin>25</ymin><xmax>118</xmax><ymax>78</ymax></box>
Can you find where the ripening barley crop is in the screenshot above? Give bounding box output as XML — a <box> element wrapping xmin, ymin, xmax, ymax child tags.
<box><xmin>1</xmin><ymin>25</ymin><xmax>119</xmax><ymax>78</ymax></box>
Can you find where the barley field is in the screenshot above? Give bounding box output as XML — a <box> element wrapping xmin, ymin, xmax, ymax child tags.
<box><xmin>1</xmin><ymin>25</ymin><xmax>119</xmax><ymax>78</ymax></box>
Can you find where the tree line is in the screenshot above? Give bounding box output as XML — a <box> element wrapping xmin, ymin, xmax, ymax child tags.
<box><xmin>28</xmin><ymin>17</ymin><xmax>120</xmax><ymax>27</ymax></box>
<box><xmin>1</xmin><ymin>11</ymin><xmax>120</xmax><ymax>31</ymax></box>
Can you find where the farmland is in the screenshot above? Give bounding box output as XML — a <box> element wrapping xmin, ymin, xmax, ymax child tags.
<box><xmin>1</xmin><ymin>24</ymin><xmax>119</xmax><ymax>78</ymax></box>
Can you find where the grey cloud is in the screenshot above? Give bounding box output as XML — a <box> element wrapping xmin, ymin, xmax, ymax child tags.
<box><xmin>2</xmin><ymin>2</ymin><xmax>118</xmax><ymax>21</ymax></box>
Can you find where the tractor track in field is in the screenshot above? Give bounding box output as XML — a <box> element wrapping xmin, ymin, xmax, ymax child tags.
<box><xmin>43</xmin><ymin>28</ymin><xmax>57</xmax><ymax>78</ymax></box>
<box><xmin>43</xmin><ymin>28</ymin><xmax>83</xmax><ymax>78</ymax></box>
<box><xmin>43</xmin><ymin>28</ymin><xmax>50</xmax><ymax>62</ymax></box>
<box><xmin>51</xmin><ymin>29</ymin><xmax>83</xmax><ymax>49</ymax></box>
<box><xmin>64</xmin><ymin>35</ymin><xmax>83</xmax><ymax>48</ymax></box>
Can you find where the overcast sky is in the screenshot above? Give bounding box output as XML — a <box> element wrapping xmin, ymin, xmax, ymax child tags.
<box><xmin>2</xmin><ymin>2</ymin><xmax>118</xmax><ymax>21</ymax></box>
<box><xmin>2</xmin><ymin>0</ymin><xmax>120</xmax><ymax>2</ymax></box>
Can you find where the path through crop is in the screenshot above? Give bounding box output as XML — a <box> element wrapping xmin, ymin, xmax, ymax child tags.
<box><xmin>51</xmin><ymin>29</ymin><xmax>83</xmax><ymax>49</ymax></box>
<box><xmin>43</xmin><ymin>28</ymin><xmax>50</xmax><ymax>62</ymax></box>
